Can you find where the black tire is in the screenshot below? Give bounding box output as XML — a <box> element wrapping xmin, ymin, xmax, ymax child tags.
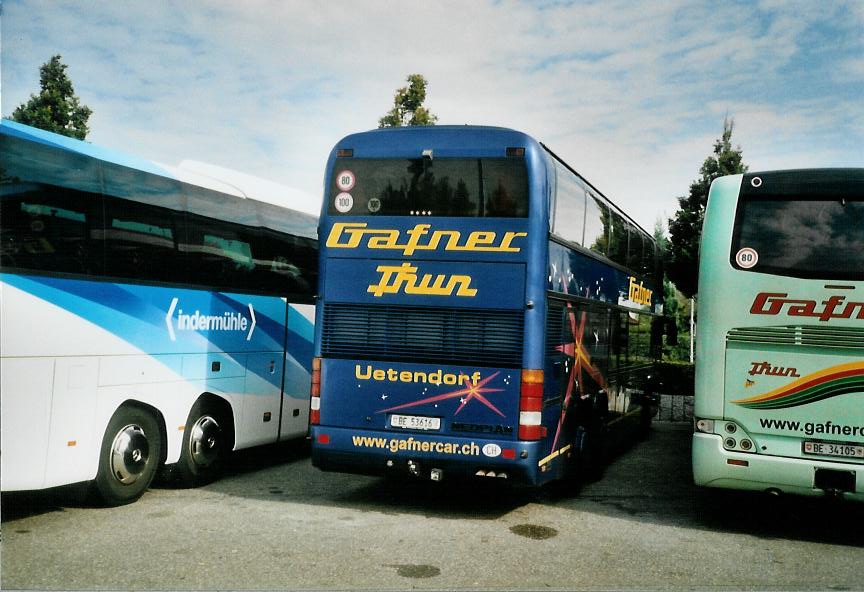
<box><xmin>639</xmin><ymin>399</ymin><xmax>653</xmax><ymax>441</ymax></box>
<box><xmin>92</xmin><ymin>405</ymin><xmax>162</xmax><ymax>506</ymax></box>
<box><xmin>575</xmin><ymin>420</ymin><xmax>607</xmax><ymax>483</ymax></box>
<box><xmin>175</xmin><ymin>399</ymin><xmax>230</xmax><ymax>487</ymax></box>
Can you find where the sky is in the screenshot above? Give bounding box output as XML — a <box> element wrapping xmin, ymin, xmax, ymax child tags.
<box><xmin>2</xmin><ymin>0</ymin><xmax>862</xmax><ymax>231</ymax></box>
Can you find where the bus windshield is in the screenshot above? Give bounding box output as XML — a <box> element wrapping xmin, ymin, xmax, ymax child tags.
<box><xmin>327</xmin><ymin>157</ymin><xmax>528</xmax><ymax>217</ymax></box>
<box><xmin>732</xmin><ymin>197</ymin><xmax>864</xmax><ymax>281</ymax></box>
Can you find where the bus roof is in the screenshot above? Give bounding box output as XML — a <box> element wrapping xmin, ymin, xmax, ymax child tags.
<box><xmin>332</xmin><ymin>125</ymin><xmax>540</xmax><ymax>158</ymax></box>
<box><xmin>1</xmin><ymin>119</ymin><xmax>319</xmax><ymax>217</ymax></box>
<box><xmin>331</xmin><ymin>124</ymin><xmax>654</xmax><ymax>241</ymax></box>
<box><xmin>2</xmin><ymin>119</ymin><xmax>171</xmax><ymax>179</ymax></box>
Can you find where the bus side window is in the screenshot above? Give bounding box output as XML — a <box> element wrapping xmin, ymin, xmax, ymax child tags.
<box><xmin>551</xmin><ymin>162</ymin><xmax>586</xmax><ymax>246</ymax></box>
<box><xmin>641</xmin><ymin>235</ymin><xmax>655</xmax><ymax>278</ymax></box>
<box><xmin>252</xmin><ymin>229</ymin><xmax>315</xmax><ymax>295</ymax></box>
<box><xmin>584</xmin><ymin>194</ymin><xmax>609</xmax><ymax>255</ymax></box>
<box><xmin>545</xmin><ymin>301</ymin><xmax>567</xmax><ymax>401</ymax></box>
<box><xmin>608</xmin><ymin>212</ymin><xmax>629</xmax><ymax>266</ymax></box>
<box><xmin>617</xmin><ymin>312</ymin><xmax>630</xmax><ymax>366</ymax></box>
<box><xmin>1</xmin><ymin>186</ymin><xmax>100</xmax><ymax>276</ymax></box>
<box><xmin>586</xmin><ymin>306</ymin><xmax>611</xmax><ymax>377</ymax></box>
<box><xmin>624</xmin><ymin>312</ymin><xmax>651</xmax><ymax>366</ymax></box>
<box><xmin>102</xmin><ymin>195</ymin><xmax>182</xmax><ymax>283</ymax></box>
<box><xmin>185</xmin><ymin>216</ymin><xmax>255</xmax><ymax>291</ymax></box>
<box><xmin>626</xmin><ymin>226</ymin><xmax>644</xmax><ymax>271</ymax></box>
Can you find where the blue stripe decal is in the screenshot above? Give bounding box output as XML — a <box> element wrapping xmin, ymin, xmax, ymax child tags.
<box><xmin>2</xmin><ymin>273</ymin><xmax>313</xmax><ymax>389</ymax></box>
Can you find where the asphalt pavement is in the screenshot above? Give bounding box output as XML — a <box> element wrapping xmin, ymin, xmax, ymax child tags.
<box><xmin>2</xmin><ymin>422</ymin><xmax>862</xmax><ymax>591</ymax></box>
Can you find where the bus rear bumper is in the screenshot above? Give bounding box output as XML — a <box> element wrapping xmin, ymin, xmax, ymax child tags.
<box><xmin>692</xmin><ymin>433</ymin><xmax>864</xmax><ymax>501</ymax></box>
<box><xmin>311</xmin><ymin>426</ymin><xmax>547</xmax><ymax>486</ymax></box>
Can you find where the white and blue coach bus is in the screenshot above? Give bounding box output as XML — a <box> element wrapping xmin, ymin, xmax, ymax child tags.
<box><xmin>1</xmin><ymin>120</ymin><xmax>318</xmax><ymax>505</ymax></box>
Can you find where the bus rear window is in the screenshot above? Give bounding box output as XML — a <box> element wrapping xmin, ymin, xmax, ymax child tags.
<box><xmin>732</xmin><ymin>197</ymin><xmax>864</xmax><ymax>281</ymax></box>
<box><xmin>327</xmin><ymin>157</ymin><xmax>528</xmax><ymax>217</ymax></box>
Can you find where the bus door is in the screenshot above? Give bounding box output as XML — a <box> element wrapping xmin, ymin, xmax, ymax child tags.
<box><xmin>232</xmin><ymin>293</ymin><xmax>288</xmax><ymax>448</ymax></box>
<box><xmin>279</xmin><ymin>302</ymin><xmax>315</xmax><ymax>440</ymax></box>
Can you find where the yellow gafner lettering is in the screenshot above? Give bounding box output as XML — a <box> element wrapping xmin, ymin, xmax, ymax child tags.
<box><xmin>325</xmin><ymin>223</ymin><xmax>527</xmax><ymax>255</ymax></box>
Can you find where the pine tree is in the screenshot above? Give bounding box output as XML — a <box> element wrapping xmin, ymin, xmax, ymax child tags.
<box><xmin>11</xmin><ymin>55</ymin><xmax>92</xmax><ymax>140</ymax></box>
<box><xmin>667</xmin><ymin>118</ymin><xmax>747</xmax><ymax>298</ymax></box>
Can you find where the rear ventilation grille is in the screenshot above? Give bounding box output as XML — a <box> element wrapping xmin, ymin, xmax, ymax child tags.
<box><xmin>727</xmin><ymin>326</ymin><xmax>864</xmax><ymax>349</ymax></box>
<box><xmin>322</xmin><ymin>303</ymin><xmax>524</xmax><ymax>367</ymax></box>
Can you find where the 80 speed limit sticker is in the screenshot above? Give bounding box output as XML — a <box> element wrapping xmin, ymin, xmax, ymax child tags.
<box><xmin>336</xmin><ymin>170</ymin><xmax>355</xmax><ymax>192</ymax></box>
<box><xmin>735</xmin><ymin>247</ymin><xmax>759</xmax><ymax>269</ymax></box>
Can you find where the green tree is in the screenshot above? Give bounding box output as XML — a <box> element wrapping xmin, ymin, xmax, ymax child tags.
<box><xmin>667</xmin><ymin>118</ymin><xmax>747</xmax><ymax>298</ymax></box>
<box><xmin>10</xmin><ymin>55</ymin><xmax>92</xmax><ymax>140</ymax></box>
<box><xmin>378</xmin><ymin>74</ymin><xmax>438</xmax><ymax>128</ymax></box>
<box><xmin>653</xmin><ymin>218</ymin><xmax>677</xmax><ymax>315</ymax></box>
<box><xmin>652</xmin><ymin>217</ymin><xmax>670</xmax><ymax>258</ymax></box>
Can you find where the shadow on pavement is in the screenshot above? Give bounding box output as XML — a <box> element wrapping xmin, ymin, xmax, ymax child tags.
<box><xmin>548</xmin><ymin>422</ymin><xmax>864</xmax><ymax>548</ymax></box>
<box><xmin>209</xmin><ymin>437</ymin><xmax>533</xmax><ymax>520</ymax></box>
<box><xmin>2</xmin><ymin>483</ymin><xmax>90</xmax><ymax>522</ymax></box>
<box><xmin>5</xmin><ymin>424</ymin><xmax>863</xmax><ymax>547</ymax></box>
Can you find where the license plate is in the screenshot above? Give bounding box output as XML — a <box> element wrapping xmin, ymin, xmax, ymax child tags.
<box><xmin>389</xmin><ymin>414</ymin><xmax>440</xmax><ymax>431</ymax></box>
<box><xmin>803</xmin><ymin>441</ymin><xmax>864</xmax><ymax>459</ymax></box>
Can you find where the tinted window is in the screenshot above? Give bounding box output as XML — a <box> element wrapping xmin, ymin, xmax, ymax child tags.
<box><xmin>733</xmin><ymin>198</ymin><xmax>864</xmax><ymax>280</ymax></box>
<box><xmin>184</xmin><ymin>211</ymin><xmax>256</xmax><ymax>292</ymax></box>
<box><xmin>547</xmin><ymin>300</ymin><xmax>610</xmax><ymax>400</ymax></box>
<box><xmin>1</xmin><ymin>132</ymin><xmax>104</xmax><ymax>275</ymax></box>
<box><xmin>2</xmin><ymin>130</ymin><xmax>317</xmax><ymax>296</ymax></box>
<box><xmin>584</xmin><ymin>194</ymin><xmax>609</xmax><ymax>255</ymax></box>
<box><xmin>1</xmin><ymin>185</ymin><xmax>102</xmax><ymax>275</ymax></box>
<box><xmin>626</xmin><ymin>226</ymin><xmax>644</xmax><ymax>271</ymax></box>
<box><xmin>617</xmin><ymin>311</ymin><xmax>652</xmax><ymax>367</ymax></box>
<box><xmin>641</xmin><ymin>235</ymin><xmax>656</xmax><ymax>277</ymax></box>
<box><xmin>327</xmin><ymin>157</ymin><xmax>528</xmax><ymax>217</ymax></box>
<box><xmin>252</xmin><ymin>229</ymin><xmax>317</xmax><ymax>295</ymax></box>
<box><xmin>552</xmin><ymin>161</ymin><xmax>586</xmax><ymax>245</ymax></box>
<box><xmin>102</xmin><ymin>194</ymin><xmax>185</xmax><ymax>283</ymax></box>
<box><xmin>608</xmin><ymin>212</ymin><xmax>629</xmax><ymax>265</ymax></box>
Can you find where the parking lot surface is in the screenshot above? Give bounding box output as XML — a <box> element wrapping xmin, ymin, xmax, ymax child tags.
<box><xmin>2</xmin><ymin>422</ymin><xmax>862</xmax><ymax>590</ymax></box>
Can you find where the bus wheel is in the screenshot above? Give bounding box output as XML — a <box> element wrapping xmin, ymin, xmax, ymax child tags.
<box><xmin>575</xmin><ymin>422</ymin><xmax>606</xmax><ymax>483</ymax></box>
<box><xmin>176</xmin><ymin>400</ymin><xmax>230</xmax><ymax>487</ymax></box>
<box><xmin>639</xmin><ymin>400</ymin><xmax>653</xmax><ymax>440</ymax></box>
<box><xmin>92</xmin><ymin>406</ymin><xmax>162</xmax><ymax>506</ymax></box>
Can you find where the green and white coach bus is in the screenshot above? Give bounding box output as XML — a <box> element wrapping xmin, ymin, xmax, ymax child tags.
<box><xmin>693</xmin><ymin>168</ymin><xmax>864</xmax><ymax>500</ymax></box>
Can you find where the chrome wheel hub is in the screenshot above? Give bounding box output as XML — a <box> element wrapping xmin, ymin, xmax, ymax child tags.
<box><xmin>110</xmin><ymin>424</ymin><xmax>150</xmax><ymax>485</ymax></box>
<box><xmin>189</xmin><ymin>415</ymin><xmax>221</xmax><ymax>468</ymax></box>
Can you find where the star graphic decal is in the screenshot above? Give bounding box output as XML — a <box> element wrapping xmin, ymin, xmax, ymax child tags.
<box><xmin>377</xmin><ymin>372</ymin><xmax>505</xmax><ymax>417</ymax></box>
<box><xmin>550</xmin><ymin>283</ymin><xmax>608</xmax><ymax>452</ymax></box>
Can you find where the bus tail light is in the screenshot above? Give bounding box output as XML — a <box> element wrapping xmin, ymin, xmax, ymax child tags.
<box><xmin>519</xmin><ymin>369</ymin><xmax>546</xmax><ymax>440</ymax></box>
<box><xmin>310</xmin><ymin>357</ymin><xmax>321</xmax><ymax>425</ymax></box>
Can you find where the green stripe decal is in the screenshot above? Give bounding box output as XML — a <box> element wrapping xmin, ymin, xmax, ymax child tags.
<box><xmin>733</xmin><ymin>362</ymin><xmax>864</xmax><ymax>410</ymax></box>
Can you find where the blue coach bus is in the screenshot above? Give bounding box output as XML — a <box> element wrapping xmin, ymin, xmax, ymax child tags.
<box><xmin>1</xmin><ymin>120</ymin><xmax>317</xmax><ymax>505</ymax></box>
<box><xmin>310</xmin><ymin>126</ymin><xmax>662</xmax><ymax>486</ymax></box>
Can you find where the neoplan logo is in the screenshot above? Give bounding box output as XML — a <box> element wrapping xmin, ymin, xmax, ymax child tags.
<box><xmin>165</xmin><ymin>298</ymin><xmax>256</xmax><ymax>341</ymax></box>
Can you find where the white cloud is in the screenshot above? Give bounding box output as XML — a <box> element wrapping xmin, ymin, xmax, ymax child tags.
<box><xmin>2</xmin><ymin>0</ymin><xmax>862</xmax><ymax>230</ymax></box>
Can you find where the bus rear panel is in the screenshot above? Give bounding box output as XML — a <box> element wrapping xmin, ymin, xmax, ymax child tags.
<box><xmin>693</xmin><ymin>169</ymin><xmax>864</xmax><ymax>500</ymax></box>
<box><xmin>311</xmin><ymin>128</ymin><xmax>548</xmax><ymax>483</ymax></box>
<box><xmin>311</xmin><ymin>126</ymin><xmax>660</xmax><ymax>486</ymax></box>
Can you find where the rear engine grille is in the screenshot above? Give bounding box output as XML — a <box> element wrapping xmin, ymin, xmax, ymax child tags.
<box><xmin>321</xmin><ymin>303</ymin><xmax>524</xmax><ymax>367</ymax></box>
<box><xmin>727</xmin><ymin>326</ymin><xmax>864</xmax><ymax>349</ymax></box>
